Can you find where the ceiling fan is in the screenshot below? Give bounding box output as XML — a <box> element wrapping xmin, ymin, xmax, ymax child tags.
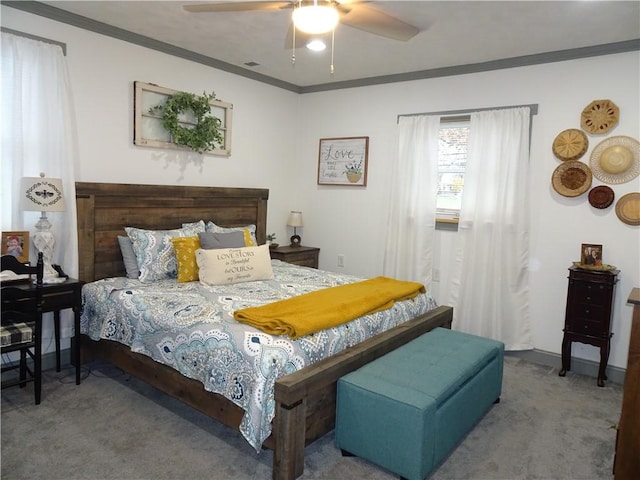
<box><xmin>183</xmin><ymin>1</ymin><xmax>421</xmax><ymax>45</ymax></box>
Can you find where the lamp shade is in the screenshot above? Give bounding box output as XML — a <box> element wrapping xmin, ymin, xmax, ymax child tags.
<box><xmin>287</xmin><ymin>211</ymin><xmax>303</xmax><ymax>227</ymax></box>
<box><xmin>20</xmin><ymin>174</ymin><xmax>65</xmax><ymax>212</ymax></box>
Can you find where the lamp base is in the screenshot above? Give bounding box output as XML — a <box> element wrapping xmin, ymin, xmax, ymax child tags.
<box><xmin>290</xmin><ymin>234</ymin><xmax>301</xmax><ymax>247</ymax></box>
<box><xmin>32</xmin><ymin>228</ymin><xmax>60</xmax><ymax>280</ymax></box>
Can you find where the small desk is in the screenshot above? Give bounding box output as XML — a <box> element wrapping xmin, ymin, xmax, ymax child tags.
<box><xmin>9</xmin><ymin>278</ymin><xmax>84</xmax><ymax>385</ymax></box>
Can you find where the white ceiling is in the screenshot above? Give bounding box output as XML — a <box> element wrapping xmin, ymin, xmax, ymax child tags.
<box><xmin>10</xmin><ymin>1</ymin><xmax>640</xmax><ymax>91</ymax></box>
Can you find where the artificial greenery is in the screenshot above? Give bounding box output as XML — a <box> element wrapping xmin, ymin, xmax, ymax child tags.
<box><xmin>344</xmin><ymin>158</ymin><xmax>363</xmax><ymax>174</ymax></box>
<box><xmin>149</xmin><ymin>91</ymin><xmax>223</xmax><ymax>154</ymax></box>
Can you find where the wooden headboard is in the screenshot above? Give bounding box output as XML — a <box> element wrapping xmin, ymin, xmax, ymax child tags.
<box><xmin>75</xmin><ymin>182</ymin><xmax>269</xmax><ymax>283</ymax></box>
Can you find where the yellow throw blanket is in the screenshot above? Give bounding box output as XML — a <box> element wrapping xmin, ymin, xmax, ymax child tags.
<box><xmin>233</xmin><ymin>276</ymin><xmax>425</xmax><ymax>339</ymax></box>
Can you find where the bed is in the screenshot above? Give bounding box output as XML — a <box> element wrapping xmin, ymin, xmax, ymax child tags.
<box><xmin>75</xmin><ymin>182</ymin><xmax>453</xmax><ymax>480</ymax></box>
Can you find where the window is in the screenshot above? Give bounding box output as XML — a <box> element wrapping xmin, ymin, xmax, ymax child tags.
<box><xmin>437</xmin><ymin>116</ymin><xmax>469</xmax><ymax>224</ymax></box>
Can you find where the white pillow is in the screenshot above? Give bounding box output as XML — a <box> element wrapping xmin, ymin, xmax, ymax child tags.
<box><xmin>196</xmin><ymin>244</ymin><xmax>273</xmax><ymax>285</ymax></box>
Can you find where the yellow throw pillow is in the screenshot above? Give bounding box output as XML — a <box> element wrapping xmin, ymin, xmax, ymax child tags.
<box><xmin>171</xmin><ymin>236</ymin><xmax>201</xmax><ymax>282</ymax></box>
<box><xmin>242</xmin><ymin>228</ymin><xmax>256</xmax><ymax>246</ymax></box>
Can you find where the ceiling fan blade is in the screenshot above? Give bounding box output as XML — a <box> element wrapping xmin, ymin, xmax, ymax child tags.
<box><xmin>340</xmin><ymin>3</ymin><xmax>419</xmax><ymax>41</ymax></box>
<box><xmin>183</xmin><ymin>2</ymin><xmax>292</xmax><ymax>13</ymax></box>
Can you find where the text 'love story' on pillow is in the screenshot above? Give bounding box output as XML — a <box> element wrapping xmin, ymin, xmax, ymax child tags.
<box><xmin>196</xmin><ymin>244</ymin><xmax>273</xmax><ymax>286</ymax></box>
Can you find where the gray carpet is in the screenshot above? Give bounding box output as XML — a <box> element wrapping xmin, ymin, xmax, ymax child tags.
<box><xmin>1</xmin><ymin>355</ymin><xmax>622</xmax><ymax>480</ymax></box>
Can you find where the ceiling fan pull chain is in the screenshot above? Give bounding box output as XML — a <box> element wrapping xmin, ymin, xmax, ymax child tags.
<box><xmin>291</xmin><ymin>18</ymin><xmax>296</xmax><ymax>66</ymax></box>
<box><xmin>330</xmin><ymin>28</ymin><xmax>335</xmax><ymax>75</ymax></box>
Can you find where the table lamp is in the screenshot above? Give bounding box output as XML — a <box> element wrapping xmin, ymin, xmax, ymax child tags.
<box><xmin>20</xmin><ymin>173</ymin><xmax>65</xmax><ymax>279</ymax></box>
<box><xmin>287</xmin><ymin>211</ymin><xmax>303</xmax><ymax>247</ymax></box>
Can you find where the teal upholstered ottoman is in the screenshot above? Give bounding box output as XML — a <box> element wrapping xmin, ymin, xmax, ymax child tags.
<box><xmin>335</xmin><ymin>327</ymin><xmax>504</xmax><ymax>480</ymax></box>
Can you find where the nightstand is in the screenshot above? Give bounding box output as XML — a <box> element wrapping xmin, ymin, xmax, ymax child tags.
<box><xmin>270</xmin><ymin>246</ymin><xmax>320</xmax><ymax>269</ymax></box>
<box><xmin>7</xmin><ymin>278</ymin><xmax>84</xmax><ymax>385</ymax></box>
<box><xmin>559</xmin><ymin>266</ymin><xmax>619</xmax><ymax>387</ymax></box>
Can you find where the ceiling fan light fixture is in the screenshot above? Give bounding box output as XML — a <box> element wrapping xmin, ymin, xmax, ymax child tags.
<box><xmin>292</xmin><ymin>3</ymin><xmax>339</xmax><ymax>35</ymax></box>
<box><xmin>306</xmin><ymin>39</ymin><xmax>326</xmax><ymax>51</ymax></box>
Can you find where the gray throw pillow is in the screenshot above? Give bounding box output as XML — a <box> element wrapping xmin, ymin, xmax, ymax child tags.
<box><xmin>117</xmin><ymin>235</ymin><xmax>140</xmax><ymax>279</ymax></box>
<box><xmin>198</xmin><ymin>231</ymin><xmax>246</xmax><ymax>249</ymax></box>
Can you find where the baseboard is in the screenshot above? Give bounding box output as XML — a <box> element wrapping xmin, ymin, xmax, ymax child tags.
<box><xmin>506</xmin><ymin>349</ymin><xmax>626</xmax><ymax>385</ymax></box>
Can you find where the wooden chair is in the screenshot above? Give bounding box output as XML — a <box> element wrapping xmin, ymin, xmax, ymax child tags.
<box><xmin>1</xmin><ymin>253</ymin><xmax>44</xmax><ymax>404</ymax></box>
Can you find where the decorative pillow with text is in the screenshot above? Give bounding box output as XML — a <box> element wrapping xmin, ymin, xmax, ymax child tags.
<box><xmin>196</xmin><ymin>244</ymin><xmax>273</xmax><ymax>286</ymax></box>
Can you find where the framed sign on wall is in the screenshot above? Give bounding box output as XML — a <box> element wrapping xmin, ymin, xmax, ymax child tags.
<box><xmin>317</xmin><ymin>136</ymin><xmax>369</xmax><ymax>186</ymax></box>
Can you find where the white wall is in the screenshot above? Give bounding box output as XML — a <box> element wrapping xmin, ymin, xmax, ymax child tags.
<box><xmin>3</xmin><ymin>7</ymin><xmax>639</xmax><ymax>369</ymax></box>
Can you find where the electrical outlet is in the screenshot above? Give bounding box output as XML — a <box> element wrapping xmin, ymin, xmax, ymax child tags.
<box><xmin>337</xmin><ymin>254</ymin><xmax>345</xmax><ymax>267</ymax></box>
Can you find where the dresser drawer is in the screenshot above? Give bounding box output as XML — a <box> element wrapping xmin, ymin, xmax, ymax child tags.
<box><xmin>568</xmin><ymin>312</ymin><xmax>608</xmax><ymax>336</ymax></box>
<box><xmin>288</xmin><ymin>258</ymin><xmax>317</xmax><ymax>268</ymax></box>
<box><xmin>41</xmin><ymin>289</ymin><xmax>78</xmax><ymax>312</ymax></box>
<box><xmin>270</xmin><ymin>246</ymin><xmax>320</xmax><ymax>269</ymax></box>
<box><xmin>572</xmin><ymin>281</ymin><xmax>609</xmax><ymax>305</ymax></box>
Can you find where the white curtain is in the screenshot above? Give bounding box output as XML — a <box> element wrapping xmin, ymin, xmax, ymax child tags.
<box><xmin>383</xmin><ymin>115</ymin><xmax>440</xmax><ymax>289</ymax></box>
<box><xmin>447</xmin><ymin>107</ymin><xmax>532</xmax><ymax>350</ymax></box>
<box><xmin>1</xmin><ymin>32</ymin><xmax>80</xmax><ymax>341</ymax></box>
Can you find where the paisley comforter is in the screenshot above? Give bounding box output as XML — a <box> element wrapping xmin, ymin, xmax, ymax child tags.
<box><xmin>81</xmin><ymin>260</ymin><xmax>438</xmax><ymax>452</ymax></box>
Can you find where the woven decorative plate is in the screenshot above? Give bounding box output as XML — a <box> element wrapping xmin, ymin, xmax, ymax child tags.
<box><xmin>588</xmin><ymin>185</ymin><xmax>615</xmax><ymax>209</ymax></box>
<box><xmin>552</xmin><ymin>161</ymin><xmax>592</xmax><ymax>197</ymax></box>
<box><xmin>581</xmin><ymin>99</ymin><xmax>619</xmax><ymax>134</ymax></box>
<box><xmin>552</xmin><ymin>128</ymin><xmax>588</xmax><ymax>161</ymax></box>
<box><xmin>615</xmin><ymin>192</ymin><xmax>640</xmax><ymax>226</ymax></box>
<box><xmin>589</xmin><ymin>136</ymin><xmax>640</xmax><ymax>184</ymax></box>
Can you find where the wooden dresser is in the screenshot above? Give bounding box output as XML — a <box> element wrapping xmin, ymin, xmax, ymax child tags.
<box><xmin>559</xmin><ymin>266</ymin><xmax>619</xmax><ymax>386</ymax></box>
<box><xmin>614</xmin><ymin>288</ymin><xmax>640</xmax><ymax>480</ymax></box>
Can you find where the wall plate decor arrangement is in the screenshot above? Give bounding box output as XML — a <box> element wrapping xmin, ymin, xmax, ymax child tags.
<box><xmin>580</xmin><ymin>99</ymin><xmax>619</xmax><ymax>134</ymax></box>
<box><xmin>588</xmin><ymin>185</ymin><xmax>615</xmax><ymax>209</ymax></box>
<box><xmin>133</xmin><ymin>81</ymin><xmax>232</xmax><ymax>156</ymax></box>
<box><xmin>551</xmin><ymin>160</ymin><xmax>592</xmax><ymax>197</ymax></box>
<box><xmin>1</xmin><ymin>231</ymin><xmax>29</xmax><ymax>264</ymax></box>
<box><xmin>589</xmin><ymin>135</ymin><xmax>640</xmax><ymax>184</ymax></box>
<box><xmin>317</xmin><ymin>136</ymin><xmax>369</xmax><ymax>186</ymax></box>
<box><xmin>552</xmin><ymin>128</ymin><xmax>588</xmax><ymax>161</ymax></box>
<box><xmin>615</xmin><ymin>192</ymin><xmax>640</xmax><ymax>226</ymax></box>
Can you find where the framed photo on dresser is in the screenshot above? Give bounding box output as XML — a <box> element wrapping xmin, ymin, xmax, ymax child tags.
<box><xmin>581</xmin><ymin>243</ymin><xmax>603</xmax><ymax>266</ymax></box>
<box><xmin>2</xmin><ymin>231</ymin><xmax>30</xmax><ymax>264</ymax></box>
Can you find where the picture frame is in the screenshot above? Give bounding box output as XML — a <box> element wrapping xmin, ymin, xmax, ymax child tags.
<box><xmin>2</xmin><ymin>231</ymin><xmax>30</xmax><ymax>264</ymax></box>
<box><xmin>581</xmin><ymin>243</ymin><xmax>603</xmax><ymax>267</ymax></box>
<box><xmin>317</xmin><ymin>136</ymin><xmax>369</xmax><ymax>186</ymax></box>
